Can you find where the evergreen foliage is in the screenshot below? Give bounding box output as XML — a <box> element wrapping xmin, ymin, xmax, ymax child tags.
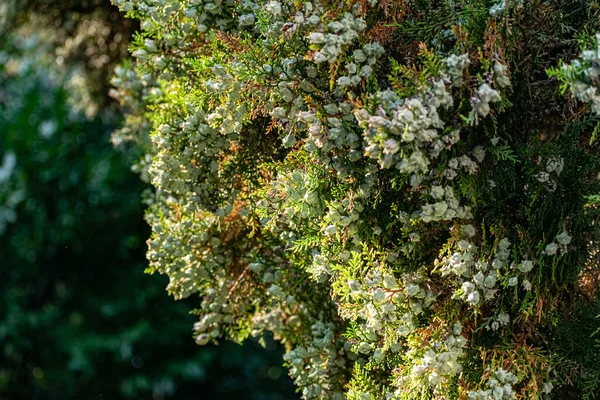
<box><xmin>109</xmin><ymin>0</ymin><xmax>600</xmax><ymax>398</ymax></box>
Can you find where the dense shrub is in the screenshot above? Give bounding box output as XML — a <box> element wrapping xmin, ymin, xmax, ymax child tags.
<box><xmin>109</xmin><ymin>0</ymin><xmax>600</xmax><ymax>398</ymax></box>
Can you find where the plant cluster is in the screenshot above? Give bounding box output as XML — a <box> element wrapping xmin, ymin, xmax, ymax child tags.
<box><xmin>110</xmin><ymin>0</ymin><xmax>600</xmax><ymax>398</ymax></box>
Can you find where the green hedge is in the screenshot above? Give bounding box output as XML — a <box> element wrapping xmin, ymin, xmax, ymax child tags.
<box><xmin>109</xmin><ymin>0</ymin><xmax>600</xmax><ymax>398</ymax></box>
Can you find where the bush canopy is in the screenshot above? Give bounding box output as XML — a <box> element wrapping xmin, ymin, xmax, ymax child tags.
<box><xmin>109</xmin><ymin>0</ymin><xmax>600</xmax><ymax>399</ymax></box>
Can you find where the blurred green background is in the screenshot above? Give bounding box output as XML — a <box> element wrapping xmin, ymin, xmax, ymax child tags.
<box><xmin>0</xmin><ymin>1</ymin><xmax>298</xmax><ymax>399</ymax></box>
